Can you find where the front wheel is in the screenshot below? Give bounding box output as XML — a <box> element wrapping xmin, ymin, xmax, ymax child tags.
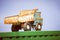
<box><xmin>35</xmin><ymin>23</ymin><xmax>42</xmax><ymax>31</ymax></box>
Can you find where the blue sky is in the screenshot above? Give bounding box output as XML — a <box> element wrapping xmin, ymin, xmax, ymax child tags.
<box><xmin>0</xmin><ymin>0</ymin><xmax>60</xmax><ymax>32</ymax></box>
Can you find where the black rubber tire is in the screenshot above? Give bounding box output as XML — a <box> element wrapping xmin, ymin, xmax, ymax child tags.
<box><xmin>11</xmin><ymin>24</ymin><xmax>21</xmax><ymax>32</ymax></box>
<box><xmin>35</xmin><ymin>23</ymin><xmax>42</xmax><ymax>31</ymax></box>
<box><xmin>24</xmin><ymin>23</ymin><xmax>31</xmax><ymax>31</ymax></box>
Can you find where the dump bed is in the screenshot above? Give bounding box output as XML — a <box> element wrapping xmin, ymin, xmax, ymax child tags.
<box><xmin>4</xmin><ymin>9</ymin><xmax>37</xmax><ymax>24</ymax></box>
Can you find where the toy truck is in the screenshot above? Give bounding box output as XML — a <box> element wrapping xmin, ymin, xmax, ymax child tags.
<box><xmin>4</xmin><ymin>9</ymin><xmax>43</xmax><ymax>32</ymax></box>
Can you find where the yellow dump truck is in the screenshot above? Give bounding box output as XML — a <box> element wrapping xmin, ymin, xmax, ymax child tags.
<box><xmin>4</xmin><ymin>9</ymin><xmax>43</xmax><ymax>32</ymax></box>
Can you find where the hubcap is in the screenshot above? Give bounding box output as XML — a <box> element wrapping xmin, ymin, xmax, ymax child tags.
<box><xmin>27</xmin><ymin>25</ymin><xmax>30</xmax><ymax>29</ymax></box>
<box><xmin>38</xmin><ymin>25</ymin><xmax>41</xmax><ymax>29</ymax></box>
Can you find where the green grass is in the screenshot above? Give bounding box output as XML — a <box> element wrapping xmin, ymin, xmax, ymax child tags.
<box><xmin>0</xmin><ymin>31</ymin><xmax>60</xmax><ymax>40</ymax></box>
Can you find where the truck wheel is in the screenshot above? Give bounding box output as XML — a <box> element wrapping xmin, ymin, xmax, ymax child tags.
<box><xmin>24</xmin><ymin>23</ymin><xmax>31</xmax><ymax>31</ymax></box>
<box><xmin>35</xmin><ymin>23</ymin><xmax>42</xmax><ymax>31</ymax></box>
<box><xmin>11</xmin><ymin>24</ymin><xmax>21</xmax><ymax>32</ymax></box>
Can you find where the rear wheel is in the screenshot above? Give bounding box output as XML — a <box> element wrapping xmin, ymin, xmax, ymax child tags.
<box><xmin>24</xmin><ymin>23</ymin><xmax>31</xmax><ymax>31</ymax></box>
<box><xmin>11</xmin><ymin>24</ymin><xmax>21</xmax><ymax>32</ymax></box>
